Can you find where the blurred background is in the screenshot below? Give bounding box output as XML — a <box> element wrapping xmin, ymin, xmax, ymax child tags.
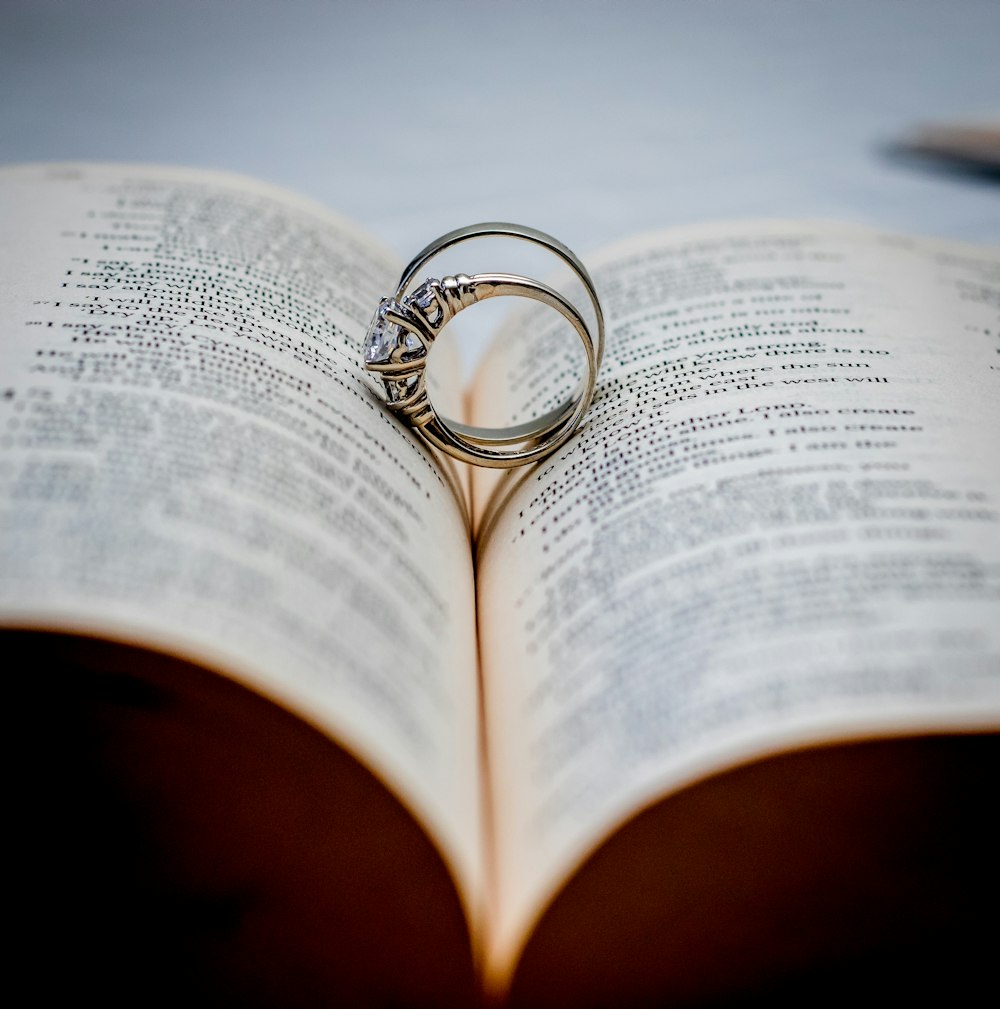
<box><xmin>2</xmin><ymin>0</ymin><xmax>997</xmax><ymax>371</ymax></box>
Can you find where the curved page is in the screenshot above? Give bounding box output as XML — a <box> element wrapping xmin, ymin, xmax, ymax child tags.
<box><xmin>0</xmin><ymin>164</ymin><xmax>482</xmax><ymax>921</ymax></box>
<box><xmin>471</xmin><ymin>220</ymin><xmax>1000</xmax><ymax>985</ymax></box>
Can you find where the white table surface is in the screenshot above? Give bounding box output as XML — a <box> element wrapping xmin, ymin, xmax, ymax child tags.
<box><xmin>2</xmin><ymin>0</ymin><xmax>998</xmax><ymax>374</ymax></box>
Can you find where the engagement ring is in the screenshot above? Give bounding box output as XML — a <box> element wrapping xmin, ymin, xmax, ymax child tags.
<box><xmin>363</xmin><ymin>223</ymin><xmax>604</xmax><ymax>468</ymax></box>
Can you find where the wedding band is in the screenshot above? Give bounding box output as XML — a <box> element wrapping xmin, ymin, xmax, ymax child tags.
<box><xmin>363</xmin><ymin>223</ymin><xmax>604</xmax><ymax>469</ymax></box>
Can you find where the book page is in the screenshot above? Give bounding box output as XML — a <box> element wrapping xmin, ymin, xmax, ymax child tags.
<box><xmin>469</xmin><ymin>220</ymin><xmax>1000</xmax><ymax>978</ymax></box>
<box><xmin>0</xmin><ymin>164</ymin><xmax>482</xmax><ymax>915</ymax></box>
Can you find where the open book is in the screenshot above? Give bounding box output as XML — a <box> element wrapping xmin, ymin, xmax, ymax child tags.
<box><xmin>2</xmin><ymin>163</ymin><xmax>998</xmax><ymax>1007</ymax></box>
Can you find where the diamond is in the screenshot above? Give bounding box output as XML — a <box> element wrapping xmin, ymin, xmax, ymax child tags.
<box><xmin>364</xmin><ymin>303</ymin><xmax>399</xmax><ymax>364</ymax></box>
<box><xmin>410</xmin><ymin>280</ymin><xmax>442</xmax><ymax>326</ymax></box>
<box><xmin>363</xmin><ymin>301</ymin><xmax>422</xmax><ymax>364</ymax></box>
<box><xmin>387</xmin><ymin>374</ymin><xmax>419</xmax><ymax>403</ymax></box>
